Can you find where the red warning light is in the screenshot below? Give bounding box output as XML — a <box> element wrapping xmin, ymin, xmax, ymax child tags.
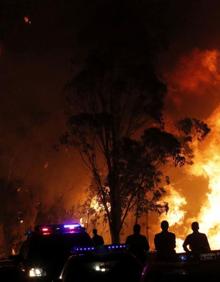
<box><xmin>24</xmin><ymin>16</ymin><xmax>31</xmax><ymax>25</ymax></box>
<box><xmin>41</xmin><ymin>227</ymin><xmax>52</xmax><ymax>236</ymax></box>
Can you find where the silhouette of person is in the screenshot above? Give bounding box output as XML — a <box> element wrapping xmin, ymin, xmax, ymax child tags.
<box><xmin>92</xmin><ymin>228</ymin><xmax>104</xmax><ymax>246</ymax></box>
<box><xmin>154</xmin><ymin>220</ymin><xmax>176</xmax><ymax>260</ymax></box>
<box><xmin>183</xmin><ymin>221</ymin><xmax>210</xmax><ymax>256</ymax></box>
<box><xmin>126</xmin><ymin>223</ymin><xmax>149</xmax><ymax>263</ymax></box>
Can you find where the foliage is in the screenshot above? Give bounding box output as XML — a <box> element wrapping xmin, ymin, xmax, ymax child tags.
<box><xmin>61</xmin><ymin>1</ymin><xmax>210</xmax><ymax>242</ymax></box>
<box><xmin>61</xmin><ymin>50</ymin><xmax>210</xmax><ymax>243</ymax></box>
<box><xmin>35</xmin><ymin>195</ymin><xmax>78</xmax><ymax>225</ymax></box>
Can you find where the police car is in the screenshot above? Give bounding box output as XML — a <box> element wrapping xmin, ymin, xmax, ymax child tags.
<box><xmin>59</xmin><ymin>244</ymin><xmax>142</xmax><ymax>282</ymax></box>
<box><xmin>0</xmin><ymin>257</ymin><xmax>25</xmax><ymax>282</ymax></box>
<box><xmin>12</xmin><ymin>223</ymin><xmax>93</xmax><ymax>281</ymax></box>
<box><xmin>141</xmin><ymin>250</ymin><xmax>220</xmax><ymax>282</ymax></box>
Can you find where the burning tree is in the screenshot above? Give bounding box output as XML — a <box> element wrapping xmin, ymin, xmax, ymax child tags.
<box><xmin>61</xmin><ymin>51</ymin><xmax>209</xmax><ymax>243</ymax></box>
<box><xmin>61</xmin><ymin>1</ymin><xmax>210</xmax><ymax>243</ymax></box>
<box><xmin>35</xmin><ymin>195</ymin><xmax>78</xmax><ymax>225</ymax></box>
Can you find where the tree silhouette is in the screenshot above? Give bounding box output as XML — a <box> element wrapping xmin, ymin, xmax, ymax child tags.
<box><xmin>61</xmin><ymin>1</ymin><xmax>210</xmax><ymax>243</ymax></box>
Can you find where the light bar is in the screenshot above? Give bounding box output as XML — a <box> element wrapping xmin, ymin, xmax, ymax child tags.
<box><xmin>36</xmin><ymin>223</ymin><xmax>83</xmax><ymax>236</ymax></box>
<box><xmin>63</xmin><ymin>224</ymin><xmax>82</xmax><ymax>234</ymax></box>
<box><xmin>64</xmin><ymin>224</ymin><xmax>81</xmax><ymax>229</ymax></box>
<box><xmin>74</xmin><ymin>247</ymin><xmax>95</xmax><ymax>252</ymax></box>
<box><xmin>73</xmin><ymin>244</ymin><xmax>128</xmax><ymax>254</ymax></box>
<box><xmin>107</xmin><ymin>244</ymin><xmax>127</xmax><ymax>250</ymax></box>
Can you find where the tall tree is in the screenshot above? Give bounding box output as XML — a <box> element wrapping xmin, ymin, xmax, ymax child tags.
<box><xmin>61</xmin><ymin>1</ymin><xmax>210</xmax><ymax>242</ymax></box>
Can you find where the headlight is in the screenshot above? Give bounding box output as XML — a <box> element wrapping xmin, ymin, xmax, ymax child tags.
<box><xmin>93</xmin><ymin>263</ymin><xmax>111</xmax><ymax>272</ymax></box>
<box><xmin>29</xmin><ymin>267</ymin><xmax>47</xmax><ymax>277</ymax></box>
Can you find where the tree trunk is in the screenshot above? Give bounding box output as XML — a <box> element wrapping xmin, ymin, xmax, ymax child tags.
<box><xmin>109</xmin><ymin>173</ymin><xmax>121</xmax><ymax>244</ymax></box>
<box><xmin>2</xmin><ymin>224</ymin><xmax>12</xmax><ymax>256</ymax></box>
<box><xmin>110</xmin><ymin>203</ymin><xmax>121</xmax><ymax>243</ymax></box>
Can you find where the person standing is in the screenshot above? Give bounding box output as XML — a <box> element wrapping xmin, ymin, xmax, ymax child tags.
<box><xmin>183</xmin><ymin>221</ymin><xmax>210</xmax><ymax>256</ymax></box>
<box><xmin>92</xmin><ymin>228</ymin><xmax>104</xmax><ymax>246</ymax></box>
<box><xmin>126</xmin><ymin>224</ymin><xmax>150</xmax><ymax>263</ymax></box>
<box><xmin>154</xmin><ymin>220</ymin><xmax>176</xmax><ymax>260</ymax></box>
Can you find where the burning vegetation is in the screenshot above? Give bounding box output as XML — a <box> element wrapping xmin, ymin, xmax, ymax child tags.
<box><xmin>190</xmin><ymin>107</ymin><xmax>220</xmax><ymax>249</ymax></box>
<box><xmin>73</xmin><ymin>49</ymin><xmax>220</xmax><ymax>251</ymax></box>
<box><xmin>159</xmin><ymin>49</ymin><xmax>220</xmax><ymax>252</ymax></box>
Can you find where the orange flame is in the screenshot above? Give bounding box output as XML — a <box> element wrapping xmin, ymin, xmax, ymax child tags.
<box><xmin>163</xmin><ymin>49</ymin><xmax>220</xmax><ymax>252</ymax></box>
<box><xmin>189</xmin><ymin>108</ymin><xmax>220</xmax><ymax>249</ymax></box>
<box><xmin>159</xmin><ymin>185</ymin><xmax>186</xmax><ymax>252</ymax></box>
<box><xmin>160</xmin><ymin>185</ymin><xmax>186</xmax><ymax>227</ymax></box>
<box><xmin>79</xmin><ymin>45</ymin><xmax>220</xmax><ymax>250</ymax></box>
<box><xmin>90</xmin><ymin>196</ymin><xmax>103</xmax><ymax>212</ymax></box>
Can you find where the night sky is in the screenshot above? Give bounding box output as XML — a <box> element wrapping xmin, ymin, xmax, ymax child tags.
<box><xmin>0</xmin><ymin>0</ymin><xmax>86</xmax><ymax>206</ymax></box>
<box><xmin>1</xmin><ymin>0</ymin><xmax>220</xmax><ymax>225</ymax></box>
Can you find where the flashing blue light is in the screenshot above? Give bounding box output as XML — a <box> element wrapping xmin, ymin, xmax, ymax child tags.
<box><xmin>35</xmin><ymin>223</ymin><xmax>83</xmax><ymax>236</ymax></box>
<box><xmin>107</xmin><ymin>244</ymin><xmax>127</xmax><ymax>250</ymax></box>
<box><xmin>179</xmin><ymin>254</ymin><xmax>188</xmax><ymax>262</ymax></box>
<box><xmin>74</xmin><ymin>247</ymin><xmax>95</xmax><ymax>252</ymax></box>
<box><xmin>73</xmin><ymin>244</ymin><xmax>127</xmax><ymax>255</ymax></box>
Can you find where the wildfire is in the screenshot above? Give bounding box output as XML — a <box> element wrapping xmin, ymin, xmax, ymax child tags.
<box><xmin>80</xmin><ymin>47</ymin><xmax>220</xmax><ymax>251</ymax></box>
<box><xmin>80</xmin><ymin>196</ymin><xmax>105</xmax><ymax>228</ymax></box>
<box><xmin>163</xmin><ymin>48</ymin><xmax>220</xmax><ymax>252</ymax></box>
<box><xmin>159</xmin><ymin>185</ymin><xmax>186</xmax><ymax>252</ymax></box>
<box><xmin>90</xmin><ymin>196</ymin><xmax>103</xmax><ymax>212</ymax></box>
<box><xmin>189</xmin><ymin>107</ymin><xmax>220</xmax><ymax>249</ymax></box>
<box><xmin>160</xmin><ymin>185</ymin><xmax>186</xmax><ymax>227</ymax></box>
